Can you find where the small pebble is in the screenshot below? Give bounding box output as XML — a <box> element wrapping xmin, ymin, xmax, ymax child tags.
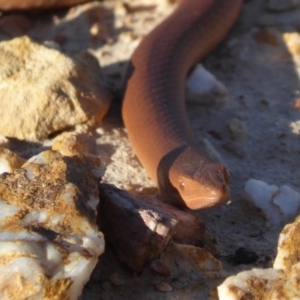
<box><xmin>154</xmin><ymin>282</ymin><xmax>172</xmax><ymax>293</ymax></box>
<box><xmin>90</xmin><ymin>23</ymin><xmax>101</xmax><ymax>36</ymax></box>
<box><xmin>261</xmin><ymin>98</ymin><xmax>270</xmax><ymax>106</ymax></box>
<box><xmin>185</xmin><ymin>64</ymin><xmax>228</xmax><ymax>105</ymax></box>
<box><xmin>150</xmin><ymin>259</ymin><xmax>171</xmax><ymax>277</ymax></box>
<box><xmin>109</xmin><ymin>273</ymin><xmax>126</xmax><ymax>286</ymax></box>
<box><xmin>253</xmin><ymin>27</ymin><xmax>279</xmax><ymax>46</ymax></box>
<box><xmin>208</xmin><ymin>130</ymin><xmax>223</xmax><ymax>140</ymax></box>
<box><xmin>232</xmin><ymin>247</ymin><xmax>259</xmax><ymax>265</ymax></box>
<box><xmin>273</xmin><ymin>185</ymin><xmax>300</xmax><ymax>220</ymax></box>
<box><xmin>249</xmin><ymin>230</ymin><xmax>262</xmax><ymax>237</ymax></box>
<box><xmin>228</xmin><ymin>118</ymin><xmax>247</xmax><ymax>141</ymax></box>
<box><xmin>293</xmin><ymin>98</ymin><xmax>300</xmax><ymax>108</ymax></box>
<box><xmin>244</xmin><ymin>179</ymin><xmax>300</xmax><ymax>226</ymax></box>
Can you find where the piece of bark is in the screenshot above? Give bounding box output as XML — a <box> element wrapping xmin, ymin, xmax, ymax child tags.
<box><xmin>142</xmin><ymin>197</ymin><xmax>207</xmax><ymax>246</ymax></box>
<box><xmin>98</xmin><ymin>184</ymin><xmax>178</xmax><ymax>272</ymax></box>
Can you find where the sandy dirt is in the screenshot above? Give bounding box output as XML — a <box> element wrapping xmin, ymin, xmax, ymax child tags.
<box><xmin>1</xmin><ymin>0</ymin><xmax>300</xmax><ymax>299</ymax></box>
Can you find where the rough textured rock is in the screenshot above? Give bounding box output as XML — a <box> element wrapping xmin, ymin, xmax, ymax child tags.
<box><xmin>274</xmin><ymin>215</ymin><xmax>300</xmax><ymax>269</ymax></box>
<box><xmin>283</xmin><ymin>32</ymin><xmax>300</xmax><ymax>59</ymax></box>
<box><xmin>218</xmin><ymin>215</ymin><xmax>300</xmax><ymax>300</ymax></box>
<box><xmin>218</xmin><ymin>265</ymin><xmax>300</xmax><ymax>300</ymax></box>
<box><xmin>0</xmin><ymin>147</ymin><xmax>105</xmax><ymax>299</ymax></box>
<box><xmin>154</xmin><ymin>282</ymin><xmax>172</xmax><ymax>293</ymax></box>
<box><xmin>228</xmin><ymin>118</ymin><xmax>247</xmax><ymax>141</ymax></box>
<box><xmin>0</xmin><ymin>0</ymin><xmax>89</xmax><ymax>10</ymax></box>
<box><xmin>172</xmin><ymin>243</ymin><xmax>222</xmax><ymax>272</ymax></box>
<box><xmin>0</xmin><ymin>36</ymin><xmax>111</xmax><ymax>140</ymax></box>
<box><xmin>243</xmin><ymin>179</ymin><xmax>300</xmax><ymax>226</ymax></box>
<box><xmin>185</xmin><ymin>64</ymin><xmax>228</xmax><ymax>105</ymax></box>
<box><xmin>0</xmin><ymin>148</ymin><xmax>26</xmax><ymax>174</ymax></box>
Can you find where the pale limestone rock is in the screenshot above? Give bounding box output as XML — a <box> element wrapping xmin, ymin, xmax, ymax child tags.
<box><xmin>154</xmin><ymin>282</ymin><xmax>172</xmax><ymax>293</ymax></box>
<box><xmin>172</xmin><ymin>243</ymin><xmax>222</xmax><ymax>272</ymax></box>
<box><xmin>243</xmin><ymin>179</ymin><xmax>281</xmax><ymax>225</ymax></box>
<box><xmin>273</xmin><ymin>185</ymin><xmax>300</xmax><ymax>222</ymax></box>
<box><xmin>243</xmin><ymin>179</ymin><xmax>300</xmax><ymax>226</ymax></box>
<box><xmin>0</xmin><ymin>36</ymin><xmax>111</xmax><ymax>141</ymax></box>
<box><xmin>0</xmin><ymin>148</ymin><xmax>26</xmax><ymax>174</ymax></box>
<box><xmin>218</xmin><ymin>265</ymin><xmax>300</xmax><ymax>300</ymax></box>
<box><xmin>185</xmin><ymin>64</ymin><xmax>228</xmax><ymax>105</ymax></box>
<box><xmin>0</xmin><ymin>0</ymin><xmax>89</xmax><ymax>10</ymax></box>
<box><xmin>274</xmin><ymin>215</ymin><xmax>300</xmax><ymax>269</ymax></box>
<box><xmin>0</xmin><ymin>148</ymin><xmax>105</xmax><ymax>299</ymax></box>
<box><xmin>52</xmin><ymin>132</ymin><xmax>106</xmax><ymax>178</ymax></box>
<box><xmin>228</xmin><ymin>118</ymin><xmax>247</xmax><ymax>141</ymax></box>
<box><xmin>218</xmin><ymin>215</ymin><xmax>300</xmax><ymax>300</ymax></box>
<box><xmin>283</xmin><ymin>32</ymin><xmax>300</xmax><ymax>61</ymax></box>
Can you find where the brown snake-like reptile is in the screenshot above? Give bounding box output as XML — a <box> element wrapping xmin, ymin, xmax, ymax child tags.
<box><xmin>123</xmin><ymin>0</ymin><xmax>242</xmax><ymax>210</ymax></box>
<box><xmin>1</xmin><ymin>0</ymin><xmax>242</xmax><ymax>210</ymax></box>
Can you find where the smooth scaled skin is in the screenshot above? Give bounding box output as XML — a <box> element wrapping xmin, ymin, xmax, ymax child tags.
<box><xmin>122</xmin><ymin>0</ymin><xmax>242</xmax><ymax>209</ymax></box>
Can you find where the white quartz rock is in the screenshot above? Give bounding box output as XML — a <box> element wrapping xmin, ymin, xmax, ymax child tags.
<box><xmin>0</xmin><ymin>148</ymin><xmax>105</xmax><ymax>299</ymax></box>
<box><xmin>243</xmin><ymin>179</ymin><xmax>281</xmax><ymax>225</ymax></box>
<box><xmin>243</xmin><ymin>179</ymin><xmax>300</xmax><ymax>226</ymax></box>
<box><xmin>273</xmin><ymin>185</ymin><xmax>300</xmax><ymax>221</ymax></box>
<box><xmin>218</xmin><ymin>214</ymin><xmax>300</xmax><ymax>300</ymax></box>
<box><xmin>185</xmin><ymin>64</ymin><xmax>228</xmax><ymax>105</ymax></box>
<box><xmin>274</xmin><ymin>214</ymin><xmax>300</xmax><ymax>270</ymax></box>
<box><xmin>218</xmin><ymin>264</ymin><xmax>300</xmax><ymax>300</ymax></box>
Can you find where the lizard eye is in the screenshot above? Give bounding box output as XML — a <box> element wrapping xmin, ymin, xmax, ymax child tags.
<box><xmin>179</xmin><ymin>179</ymin><xmax>185</xmax><ymax>192</ymax></box>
